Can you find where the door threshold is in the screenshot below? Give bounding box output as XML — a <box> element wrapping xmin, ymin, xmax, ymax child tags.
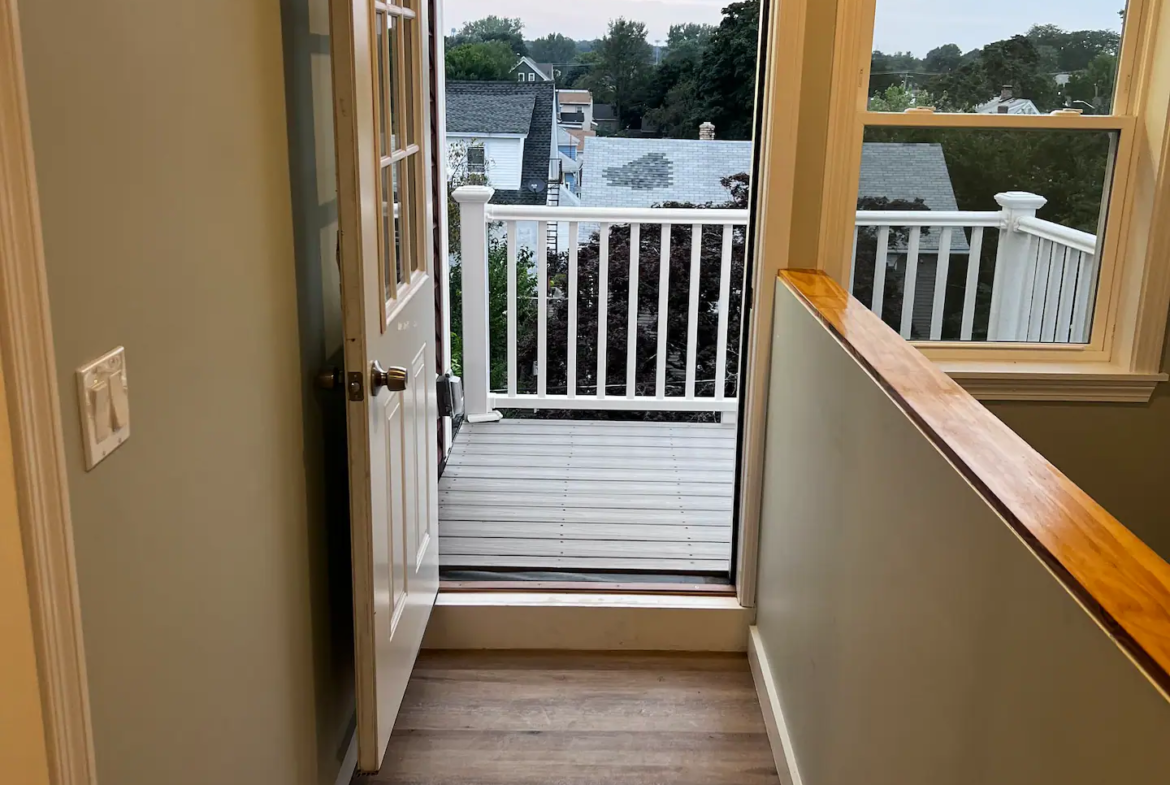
<box><xmin>440</xmin><ymin>580</ymin><xmax>737</xmax><ymax>596</ymax></box>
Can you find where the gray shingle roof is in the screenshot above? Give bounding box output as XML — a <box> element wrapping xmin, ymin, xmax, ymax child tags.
<box><xmin>445</xmin><ymin>81</ymin><xmax>555</xmax><ymax>206</ymax></box>
<box><xmin>445</xmin><ymin>91</ymin><xmax>535</xmax><ymax>135</ymax></box>
<box><xmin>857</xmin><ymin>143</ymin><xmax>960</xmax><ymax>212</ymax></box>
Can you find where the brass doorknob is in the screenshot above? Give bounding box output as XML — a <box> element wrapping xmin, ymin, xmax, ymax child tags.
<box><xmin>371</xmin><ymin>361</ymin><xmax>408</xmax><ymax>395</ymax></box>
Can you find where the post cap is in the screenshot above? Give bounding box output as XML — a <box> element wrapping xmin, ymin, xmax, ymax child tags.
<box><xmin>994</xmin><ymin>191</ymin><xmax>1047</xmax><ymax>211</ymax></box>
<box><xmin>452</xmin><ymin>185</ymin><xmax>495</xmax><ymax>204</ymax></box>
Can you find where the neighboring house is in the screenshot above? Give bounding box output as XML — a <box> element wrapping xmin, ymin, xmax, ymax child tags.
<box><xmin>976</xmin><ymin>86</ymin><xmax>1041</xmax><ymax>115</ymax></box>
<box><xmin>556</xmin><ymin>127</ymin><xmax>582</xmax><ymax>197</ymax></box>
<box><xmin>582</xmin><ymin>135</ymin><xmax>967</xmax><ymax>336</ymax></box>
<box><xmin>445</xmin><ymin>81</ymin><xmax>556</xmax><ymax>206</ymax></box>
<box><xmin>512</xmin><ymin>56</ymin><xmax>556</xmax><ymax>83</ymax></box>
<box><xmin>557</xmin><ymin>89</ymin><xmax>595</xmax><ymax>130</ymax></box>
<box><xmin>593</xmin><ymin>103</ymin><xmax>619</xmax><ymax>133</ymax></box>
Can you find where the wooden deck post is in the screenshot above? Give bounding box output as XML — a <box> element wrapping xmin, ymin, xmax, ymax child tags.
<box><xmin>452</xmin><ymin>185</ymin><xmax>502</xmax><ymax>423</ymax></box>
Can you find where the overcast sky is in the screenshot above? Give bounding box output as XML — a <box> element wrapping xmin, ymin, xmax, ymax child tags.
<box><xmin>442</xmin><ymin>0</ymin><xmax>1124</xmax><ymax>57</ymax></box>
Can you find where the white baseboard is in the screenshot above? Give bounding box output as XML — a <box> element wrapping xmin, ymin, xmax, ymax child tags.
<box><xmin>748</xmin><ymin>626</ymin><xmax>803</xmax><ymax>785</ymax></box>
<box><xmin>422</xmin><ymin>593</ymin><xmax>752</xmax><ymax>651</ymax></box>
<box><xmin>333</xmin><ymin>730</ymin><xmax>357</xmax><ymax>785</ymax></box>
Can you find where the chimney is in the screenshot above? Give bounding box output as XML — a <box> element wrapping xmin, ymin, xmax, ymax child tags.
<box><xmin>699</xmin><ymin>122</ymin><xmax>716</xmax><ymax>141</ymax></box>
<box><xmin>1000</xmin><ymin>85</ymin><xmax>1013</xmax><ymax>101</ymax></box>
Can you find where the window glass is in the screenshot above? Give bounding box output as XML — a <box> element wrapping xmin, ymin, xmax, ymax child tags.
<box><xmin>376</xmin><ymin>12</ymin><xmax>388</xmax><ymax>157</ymax></box>
<box><xmin>868</xmin><ymin>1</ymin><xmax>1126</xmax><ymax>114</ymax></box>
<box><xmin>851</xmin><ymin>127</ymin><xmax>1114</xmax><ymax>343</ymax></box>
<box><xmin>385</xmin><ymin>14</ymin><xmax>401</xmax><ymax>151</ymax></box>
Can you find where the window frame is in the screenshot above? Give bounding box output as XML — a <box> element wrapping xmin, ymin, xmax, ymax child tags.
<box><xmin>816</xmin><ymin>0</ymin><xmax>1170</xmax><ymax>400</ymax></box>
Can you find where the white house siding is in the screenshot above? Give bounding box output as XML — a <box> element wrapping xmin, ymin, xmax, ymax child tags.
<box><xmin>447</xmin><ymin>133</ymin><xmax>525</xmax><ymax>191</ymax></box>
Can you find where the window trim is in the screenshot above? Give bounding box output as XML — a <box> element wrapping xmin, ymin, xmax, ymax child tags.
<box><xmin>813</xmin><ymin>0</ymin><xmax>1170</xmax><ymax>400</ymax></box>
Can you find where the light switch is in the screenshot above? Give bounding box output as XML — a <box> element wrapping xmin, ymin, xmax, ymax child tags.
<box><xmin>76</xmin><ymin>347</ymin><xmax>130</xmax><ymax>470</ymax></box>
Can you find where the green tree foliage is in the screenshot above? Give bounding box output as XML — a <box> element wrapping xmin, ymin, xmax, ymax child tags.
<box><xmin>1065</xmin><ymin>52</ymin><xmax>1118</xmax><ymax>113</ymax></box>
<box><xmin>449</xmin><ymin>16</ymin><xmax>527</xmax><ymax>57</ymax></box>
<box><xmin>923</xmin><ymin>44</ymin><xmax>962</xmax><ymax>73</ymax></box>
<box><xmin>694</xmin><ymin>0</ymin><xmax>759</xmax><ymax>140</ymax></box>
<box><xmin>643</xmin><ymin>24</ymin><xmax>714</xmax><ymax>137</ymax></box>
<box><xmin>528</xmin><ymin>33</ymin><xmax>579</xmax><ymax>65</ymax></box>
<box><xmin>445</xmin><ymin>41</ymin><xmax>516</xmax><ymax>82</ymax></box>
<box><xmin>580</xmin><ymin>19</ymin><xmax>654</xmax><ymax>129</ymax></box>
<box><xmin>531</xmin><ymin>175</ymin><xmax>749</xmax><ymax>419</ymax></box>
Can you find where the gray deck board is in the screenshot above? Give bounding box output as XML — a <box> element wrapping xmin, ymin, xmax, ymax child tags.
<box><xmin>438</xmin><ymin>419</ymin><xmax>736</xmax><ymax>573</ymax></box>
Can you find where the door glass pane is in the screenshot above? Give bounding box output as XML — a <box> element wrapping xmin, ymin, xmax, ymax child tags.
<box><xmin>868</xmin><ymin>1</ymin><xmax>1126</xmax><ymax>114</ymax></box>
<box><xmin>376</xmin><ymin>11</ymin><xmax>388</xmax><ymax>157</ymax></box>
<box><xmin>381</xmin><ymin>163</ymin><xmax>397</xmax><ymax>300</ymax></box>
<box><xmin>401</xmin><ymin>19</ymin><xmax>417</xmax><ymax>148</ymax></box>
<box><xmin>386</xmin><ymin>14</ymin><xmax>401</xmax><ymax>152</ymax></box>
<box><xmin>403</xmin><ymin>155</ymin><xmax>421</xmax><ymax>273</ymax></box>
<box><xmin>850</xmin><ymin>127</ymin><xmax>1115</xmax><ymax>343</ymax></box>
<box><xmin>390</xmin><ymin>159</ymin><xmax>409</xmax><ymax>285</ymax></box>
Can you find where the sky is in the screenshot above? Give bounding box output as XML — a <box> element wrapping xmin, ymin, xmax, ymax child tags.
<box><xmin>442</xmin><ymin>0</ymin><xmax>1124</xmax><ymax>56</ymax></box>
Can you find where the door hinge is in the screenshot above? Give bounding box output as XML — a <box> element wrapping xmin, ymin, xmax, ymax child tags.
<box><xmin>347</xmin><ymin>371</ymin><xmax>363</xmax><ymax>401</ymax></box>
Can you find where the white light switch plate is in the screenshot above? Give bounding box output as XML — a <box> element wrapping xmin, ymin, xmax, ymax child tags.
<box><xmin>76</xmin><ymin>347</ymin><xmax>130</xmax><ymax>470</ymax></box>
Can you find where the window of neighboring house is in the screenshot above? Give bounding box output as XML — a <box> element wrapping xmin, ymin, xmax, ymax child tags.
<box><xmin>528</xmin><ymin>72</ymin><xmax>535</xmax><ymax>82</ymax></box>
<box><xmin>466</xmin><ymin>144</ymin><xmax>486</xmax><ymax>177</ymax></box>
<box><xmin>517</xmin><ymin>72</ymin><xmax>524</xmax><ymax>82</ymax></box>
<box><xmin>819</xmin><ymin>0</ymin><xmax>1169</xmax><ymax>397</ymax></box>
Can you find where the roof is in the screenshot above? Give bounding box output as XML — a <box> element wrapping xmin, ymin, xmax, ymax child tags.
<box><xmin>557</xmin><ymin>89</ymin><xmax>592</xmax><ymax>104</ymax></box>
<box><xmin>512</xmin><ymin>57</ymin><xmax>553</xmax><ymax>81</ymax></box>
<box><xmin>975</xmin><ymin>97</ymin><xmax>1041</xmax><ymax>115</ymax></box>
<box><xmin>445</xmin><ymin>91</ymin><xmax>535</xmax><ymax>135</ymax></box>
<box><xmin>581</xmin><ymin>138</ymin><xmax>966</xmax><ymax>251</ymax></box>
<box><xmin>445</xmin><ymin>81</ymin><xmax>556</xmax><ymax>206</ymax></box>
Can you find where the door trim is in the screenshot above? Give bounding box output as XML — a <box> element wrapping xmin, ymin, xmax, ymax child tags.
<box><xmin>0</xmin><ymin>2</ymin><xmax>98</xmax><ymax>784</ymax></box>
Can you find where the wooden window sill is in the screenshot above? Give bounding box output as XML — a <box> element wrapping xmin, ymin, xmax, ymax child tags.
<box><xmin>933</xmin><ymin>361</ymin><xmax>1167</xmax><ymax>403</ymax></box>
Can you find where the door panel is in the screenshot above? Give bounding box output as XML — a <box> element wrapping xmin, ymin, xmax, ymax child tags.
<box><xmin>330</xmin><ymin>0</ymin><xmax>438</xmax><ymax>773</ymax></box>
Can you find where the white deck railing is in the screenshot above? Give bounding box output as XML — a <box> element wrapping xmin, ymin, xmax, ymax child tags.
<box><xmin>453</xmin><ymin>185</ymin><xmax>748</xmax><ymax>421</ymax></box>
<box><xmin>452</xmin><ymin>187</ymin><xmax>1100</xmax><ymax>421</ymax></box>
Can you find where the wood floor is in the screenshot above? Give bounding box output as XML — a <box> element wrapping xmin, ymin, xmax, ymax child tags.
<box><xmin>354</xmin><ymin>651</ymin><xmax>780</xmax><ymax>785</ymax></box>
<box><xmin>439</xmin><ymin>419</ymin><xmax>737</xmax><ymax>573</ymax></box>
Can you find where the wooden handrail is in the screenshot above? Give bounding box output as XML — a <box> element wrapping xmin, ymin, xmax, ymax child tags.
<box><xmin>780</xmin><ymin>269</ymin><xmax>1170</xmax><ymax>695</ymax></box>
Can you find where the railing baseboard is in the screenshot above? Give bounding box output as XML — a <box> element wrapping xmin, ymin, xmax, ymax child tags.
<box><xmin>490</xmin><ymin>394</ymin><xmax>738</xmax><ymax>413</ymax></box>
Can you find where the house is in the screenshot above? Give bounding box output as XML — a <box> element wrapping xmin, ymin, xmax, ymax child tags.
<box><xmin>581</xmin><ymin>134</ymin><xmax>967</xmax><ymax>335</ymax></box>
<box><xmin>445</xmin><ymin>80</ymin><xmax>556</xmax><ymax>205</ymax></box>
<box><xmin>9</xmin><ymin>3</ymin><xmax>1170</xmax><ymax>785</ymax></box>
<box><xmin>556</xmin><ymin>127</ymin><xmax>581</xmax><ymax>196</ymax></box>
<box><xmin>592</xmin><ymin>102</ymin><xmax>619</xmax><ymax>133</ymax></box>
<box><xmin>976</xmin><ymin>86</ymin><xmax>1041</xmax><ymax>115</ymax></box>
<box><xmin>556</xmin><ymin>88</ymin><xmax>595</xmax><ymax>129</ymax></box>
<box><xmin>512</xmin><ymin>55</ymin><xmax>556</xmax><ymax>83</ymax></box>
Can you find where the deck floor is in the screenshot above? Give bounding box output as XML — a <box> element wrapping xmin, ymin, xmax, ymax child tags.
<box><xmin>439</xmin><ymin>419</ymin><xmax>736</xmax><ymax>573</ymax></box>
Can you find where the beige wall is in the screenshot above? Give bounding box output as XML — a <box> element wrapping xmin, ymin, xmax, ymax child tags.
<box><xmin>18</xmin><ymin>1</ymin><xmax>334</xmax><ymax>784</ymax></box>
<box><xmin>755</xmin><ymin>281</ymin><xmax>1170</xmax><ymax>785</ymax></box>
<box><xmin>986</xmin><ymin>340</ymin><xmax>1170</xmax><ymax>561</ymax></box>
<box><xmin>0</xmin><ymin>365</ymin><xmax>51</xmax><ymax>785</ymax></box>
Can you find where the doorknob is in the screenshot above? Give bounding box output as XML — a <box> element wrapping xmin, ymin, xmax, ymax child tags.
<box><xmin>370</xmin><ymin>361</ymin><xmax>408</xmax><ymax>395</ymax></box>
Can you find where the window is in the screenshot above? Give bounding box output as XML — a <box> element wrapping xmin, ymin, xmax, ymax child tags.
<box><xmin>375</xmin><ymin>0</ymin><xmax>425</xmax><ymax>313</ymax></box>
<box><xmin>809</xmin><ymin>0</ymin><xmax>1170</xmax><ymax>398</ymax></box>
<box><xmin>517</xmin><ymin>72</ymin><xmax>524</xmax><ymax>82</ymax></box>
<box><xmin>527</xmin><ymin>72</ymin><xmax>535</xmax><ymax>82</ymax></box>
<box><xmin>466</xmin><ymin>144</ymin><xmax>486</xmax><ymax>176</ymax></box>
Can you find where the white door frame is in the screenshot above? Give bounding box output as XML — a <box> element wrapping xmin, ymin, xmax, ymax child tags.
<box><xmin>0</xmin><ymin>2</ymin><xmax>98</xmax><ymax>783</ymax></box>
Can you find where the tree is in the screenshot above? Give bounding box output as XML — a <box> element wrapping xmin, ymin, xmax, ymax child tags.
<box><xmin>923</xmin><ymin>44</ymin><xmax>962</xmax><ymax>73</ymax></box>
<box><xmin>449</xmin><ymin>16</ymin><xmax>526</xmax><ymax>57</ymax></box>
<box><xmin>530</xmin><ymin>175</ymin><xmax>750</xmax><ymax>419</ymax></box>
<box><xmin>1065</xmin><ymin>52</ymin><xmax>1118</xmax><ymax>113</ymax></box>
<box><xmin>446</xmin><ymin>41</ymin><xmax>516</xmax><ymax>82</ymax></box>
<box><xmin>580</xmin><ymin>19</ymin><xmax>654</xmax><ymax>129</ymax></box>
<box><xmin>643</xmin><ymin>23</ymin><xmax>714</xmax><ymax>137</ymax></box>
<box><xmin>528</xmin><ymin>33</ymin><xmax>578</xmax><ymax>66</ymax></box>
<box><xmin>695</xmin><ymin>0</ymin><xmax>760</xmax><ymax>140</ymax></box>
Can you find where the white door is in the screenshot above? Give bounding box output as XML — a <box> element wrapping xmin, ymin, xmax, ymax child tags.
<box><xmin>330</xmin><ymin>0</ymin><xmax>439</xmax><ymax>773</ymax></box>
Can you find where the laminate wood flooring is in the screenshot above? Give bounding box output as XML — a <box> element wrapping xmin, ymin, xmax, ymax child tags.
<box><xmin>354</xmin><ymin>651</ymin><xmax>780</xmax><ymax>785</ymax></box>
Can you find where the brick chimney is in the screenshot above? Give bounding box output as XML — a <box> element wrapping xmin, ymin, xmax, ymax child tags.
<box><xmin>1000</xmin><ymin>85</ymin><xmax>1013</xmax><ymax>101</ymax></box>
<box><xmin>699</xmin><ymin>121</ymin><xmax>716</xmax><ymax>141</ymax></box>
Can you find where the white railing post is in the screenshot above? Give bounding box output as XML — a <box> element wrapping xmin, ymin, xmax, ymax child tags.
<box><xmin>452</xmin><ymin>185</ymin><xmax>502</xmax><ymax>423</ymax></box>
<box><xmin>989</xmin><ymin>192</ymin><xmax>1047</xmax><ymax>341</ymax></box>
